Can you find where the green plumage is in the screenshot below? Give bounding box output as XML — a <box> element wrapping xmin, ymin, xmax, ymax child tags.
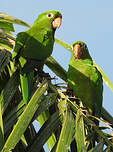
<box><xmin>67</xmin><ymin>41</ymin><xmax>103</xmax><ymax>121</ymax></box>
<box><xmin>12</xmin><ymin>10</ymin><xmax>62</xmax><ymax>103</ymax></box>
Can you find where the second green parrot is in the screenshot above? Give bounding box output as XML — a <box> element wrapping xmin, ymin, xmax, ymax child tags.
<box><xmin>12</xmin><ymin>10</ymin><xmax>62</xmax><ymax>103</ymax></box>
<box><xmin>67</xmin><ymin>41</ymin><xmax>103</xmax><ymax>123</ymax></box>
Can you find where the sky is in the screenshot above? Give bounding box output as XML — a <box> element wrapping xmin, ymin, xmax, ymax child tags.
<box><xmin>1</xmin><ymin>0</ymin><xmax>113</xmax><ymax>150</ymax></box>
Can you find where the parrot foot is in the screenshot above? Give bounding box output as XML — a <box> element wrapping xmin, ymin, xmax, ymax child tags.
<box><xmin>66</xmin><ymin>84</ymin><xmax>75</xmax><ymax>96</ymax></box>
<box><xmin>50</xmin><ymin>76</ymin><xmax>58</xmax><ymax>80</ymax></box>
<box><xmin>39</xmin><ymin>72</ymin><xmax>58</xmax><ymax>81</ymax></box>
<box><xmin>81</xmin><ymin>107</ymin><xmax>89</xmax><ymax>115</ymax></box>
<box><xmin>43</xmin><ymin>76</ymin><xmax>57</xmax><ymax>81</ymax></box>
<box><xmin>34</xmin><ymin>68</ymin><xmax>51</xmax><ymax>78</ymax></box>
<box><xmin>38</xmin><ymin>69</ymin><xmax>50</xmax><ymax>78</ymax></box>
<box><xmin>66</xmin><ymin>87</ymin><xmax>74</xmax><ymax>96</ymax></box>
<box><xmin>40</xmin><ymin>72</ymin><xmax>50</xmax><ymax>78</ymax></box>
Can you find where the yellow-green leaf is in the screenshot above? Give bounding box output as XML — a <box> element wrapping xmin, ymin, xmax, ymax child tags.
<box><xmin>0</xmin><ymin>12</ymin><xmax>30</xmax><ymax>28</ymax></box>
<box><xmin>56</xmin><ymin>109</ymin><xmax>74</xmax><ymax>152</ymax></box>
<box><xmin>0</xmin><ymin>21</ymin><xmax>14</xmax><ymax>32</ymax></box>
<box><xmin>75</xmin><ymin>109</ymin><xmax>86</xmax><ymax>152</ymax></box>
<box><xmin>2</xmin><ymin>81</ymin><xmax>48</xmax><ymax>152</ymax></box>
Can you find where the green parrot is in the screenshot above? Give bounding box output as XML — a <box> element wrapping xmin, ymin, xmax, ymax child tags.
<box><xmin>12</xmin><ymin>10</ymin><xmax>62</xmax><ymax>103</ymax></box>
<box><xmin>67</xmin><ymin>41</ymin><xmax>103</xmax><ymax>123</ymax></box>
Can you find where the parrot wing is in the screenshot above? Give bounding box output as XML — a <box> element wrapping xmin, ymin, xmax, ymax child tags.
<box><xmin>90</xmin><ymin>66</ymin><xmax>103</xmax><ymax>118</ymax></box>
<box><xmin>12</xmin><ymin>32</ymin><xmax>34</xmax><ymax>103</ymax></box>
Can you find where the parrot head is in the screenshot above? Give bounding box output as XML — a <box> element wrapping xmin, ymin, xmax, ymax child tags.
<box><xmin>72</xmin><ymin>41</ymin><xmax>92</xmax><ymax>61</ymax></box>
<box><xmin>33</xmin><ymin>10</ymin><xmax>62</xmax><ymax>30</ymax></box>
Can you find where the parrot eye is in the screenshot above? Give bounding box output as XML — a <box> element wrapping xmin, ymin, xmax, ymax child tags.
<box><xmin>83</xmin><ymin>44</ymin><xmax>87</xmax><ymax>49</ymax></box>
<box><xmin>46</xmin><ymin>13</ymin><xmax>53</xmax><ymax>18</ymax></box>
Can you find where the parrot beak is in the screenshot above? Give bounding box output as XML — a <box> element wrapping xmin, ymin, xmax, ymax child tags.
<box><xmin>73</xmin><ymin>44</ymin><xmax>82</xmax><ymax>59</ymax></box>
<box><xmin>52</xmin><ymin>17</ymin><xmax>62</xmax><ymax>29</ymax></box>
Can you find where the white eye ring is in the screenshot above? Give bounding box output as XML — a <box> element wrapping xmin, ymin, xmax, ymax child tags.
<box><xmin>46</xmin><ymin>13</ymin><xmax>53</xmax><ymax>18</ymax></box>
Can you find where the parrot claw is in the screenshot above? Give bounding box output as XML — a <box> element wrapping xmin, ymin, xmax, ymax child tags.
<box><xmin>81</xmin><ymin>107</ymin><xmax>89</xmax><ymax>115</ymax></box>
<box><xmin>66</xmin><ymin>87</ymin><xmax>74</xmax><ymax>96</ymax></box>
<box><xmin>49</xmin><ymin>76</ymin><xmax>58</xmax><ymax>80</ymax></box>
<box><xmin>40</xmin><ymin>72</ymin><xmax>50</xmax><ymax>78</ymax></box>
<box><xmin>43</xmin><ymin>75</ymin><xmax>56</xmax><ymax>81</ymax></box>
<box><xmin>34</xmin><ymin>68</ymin><xmax>50</xmax><ymax>78</ymax></box>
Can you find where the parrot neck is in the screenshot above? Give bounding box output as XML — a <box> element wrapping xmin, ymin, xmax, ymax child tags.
<box><xmin>32</xmin><ymin>19</ymin><xmax>53</xmax><ymax>30</ymax></box>
<box><xmin>27</xmin><ymin>24</ymin><xmax>55</xmax><ymax>41</ymax></box>
<box><xmin>31</xmin><ymin>23</ymin><xmax>55</xmax><ymax>37</ymax></box>
<box><xmin>72</xmin><ymin>55</ymin><xmax>93</xmax><ymax>65</ymax></box>
<box><xmin>83</xmin><ymin>59</ymin><xmax>93</xmax><ymax>64</ymax></box>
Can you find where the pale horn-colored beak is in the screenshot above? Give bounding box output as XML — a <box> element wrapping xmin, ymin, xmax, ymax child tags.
<box><xmin>52</xmin><ymin>17</ymin><xmax>62</xmax><ymax>29</ymax></box>
<box><xmin>73</xmin><ymin>44</ymin><xmax>82</xmax><ymax>59</ymax></box>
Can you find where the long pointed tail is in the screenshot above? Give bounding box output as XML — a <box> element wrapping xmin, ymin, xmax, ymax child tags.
<box><xmin>20</xmin><ymin>71</ymin><xmax>34</xmax><ymax>104</ymax></box>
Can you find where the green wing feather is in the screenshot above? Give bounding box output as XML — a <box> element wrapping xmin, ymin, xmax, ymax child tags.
<box><xmin>12</xmin><ymin>32</ymin><xmax>27</xmax><ymax>60</ymax></box>
<box><xmin>12</xmin><ymin>32</ymin><xmax>34</xmax><ymax>103</ymax></box>
<box><xmin>90</xmin><ymin>66</ymin><xmax>103</xmax><ymax>118</ymax></box>
<box><xmin>20</xmin><ymin>71</ymin><xmax>34</xmax><ymax>103</ymax></box>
